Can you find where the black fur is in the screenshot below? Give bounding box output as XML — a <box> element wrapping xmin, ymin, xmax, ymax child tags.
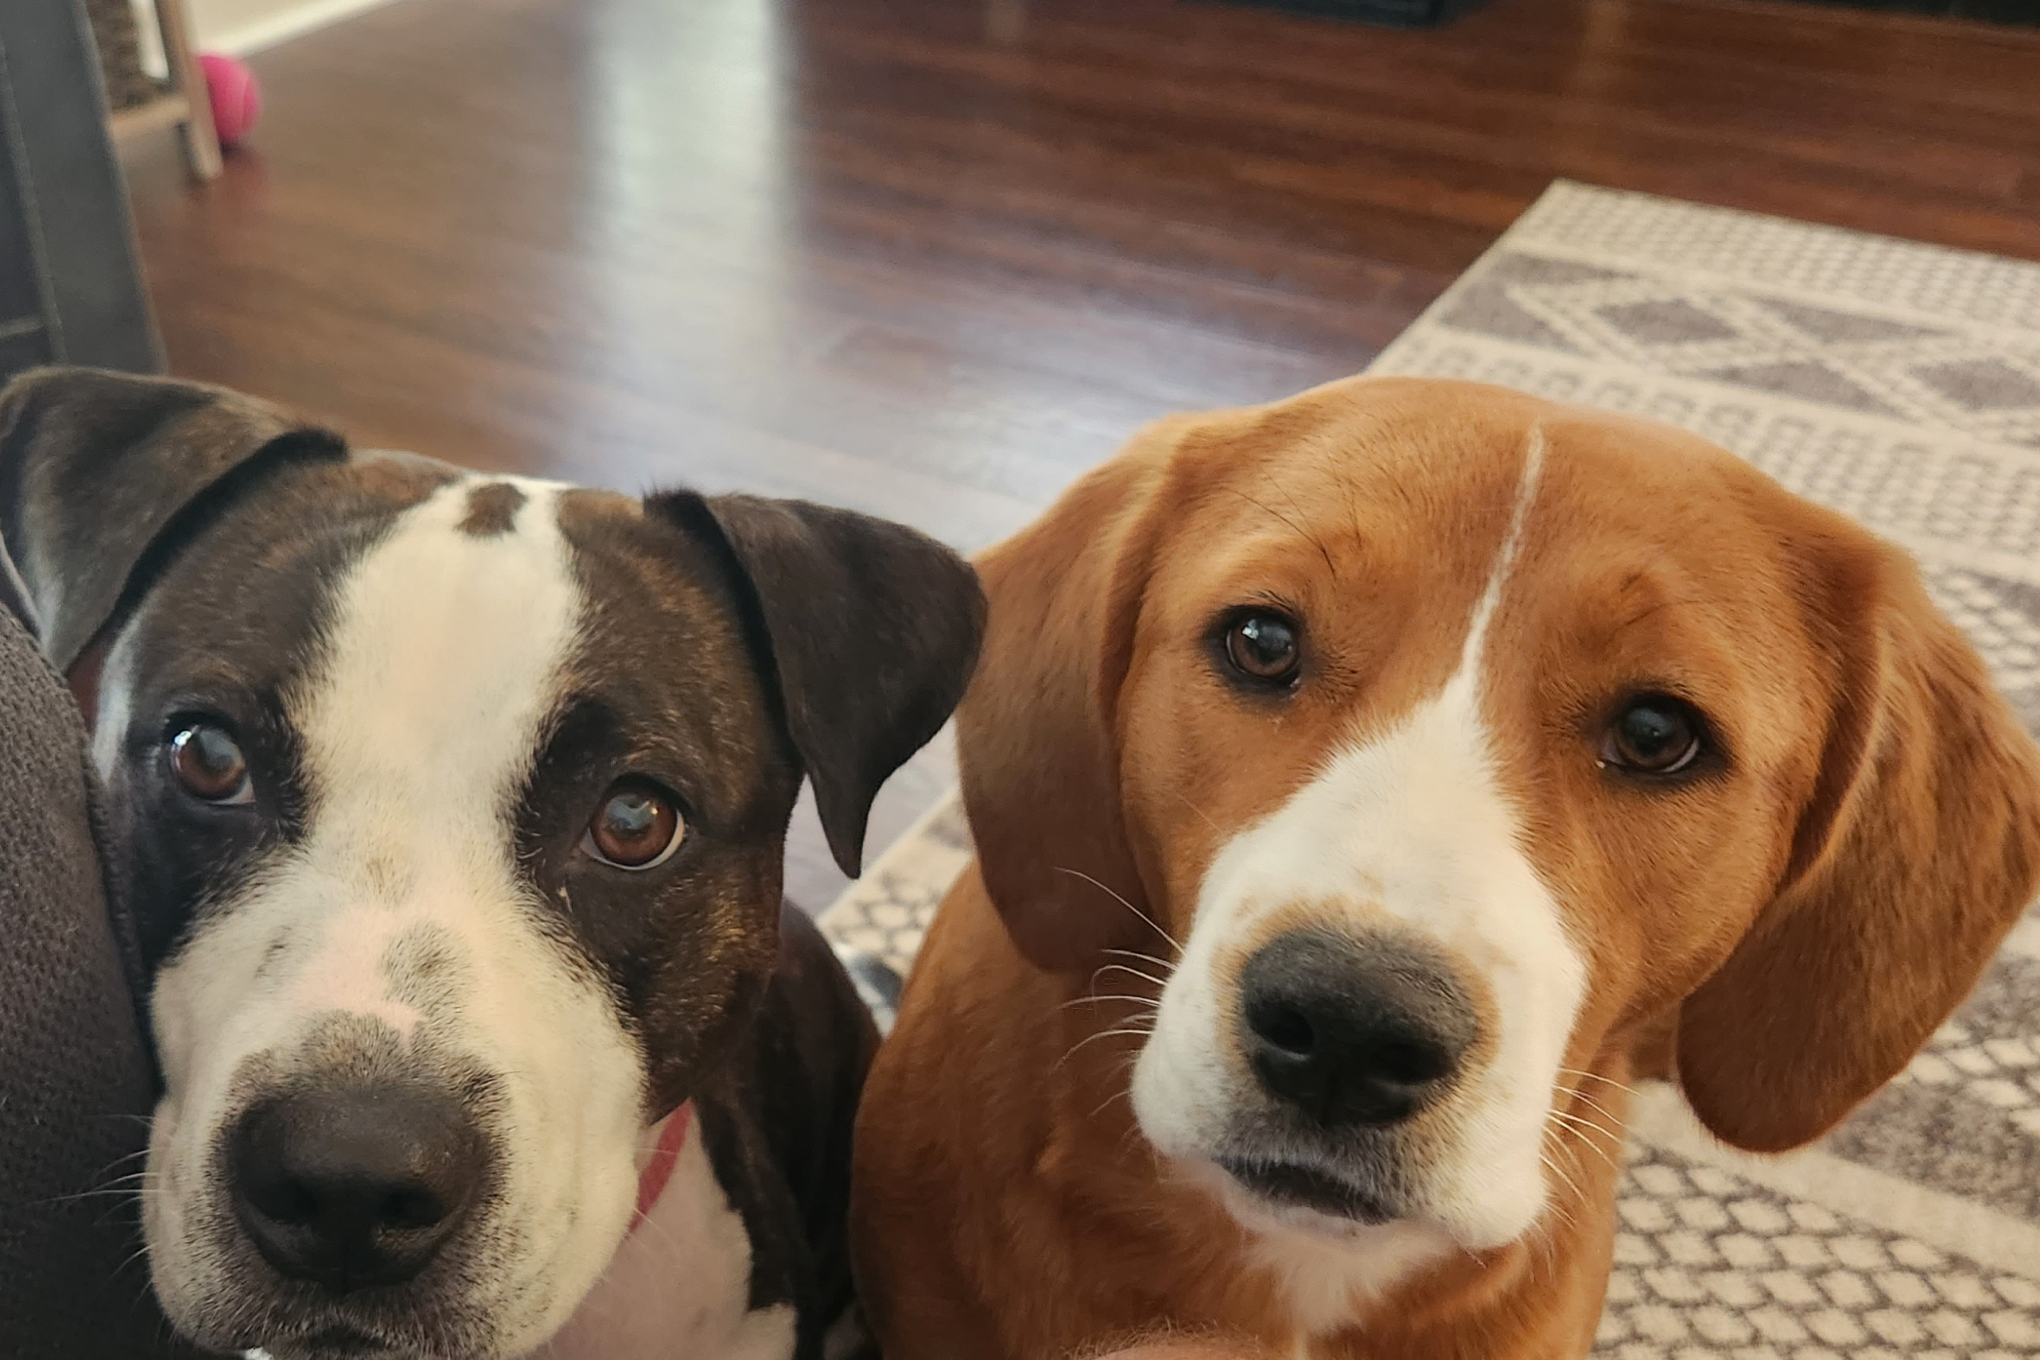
<box><xmin>0</xmin><ymin>366</ymin><xmax>344</xmax><ymax>669</ymax></box>
<box><xmin>655</xmin><ymin>491</ymin><xmax>985</xmax><ymax>877</ymax></box>
<box><xmin>694</xmin><ymin>907</ymin><xmax>877</xmax><ymax>1356</ymax></box>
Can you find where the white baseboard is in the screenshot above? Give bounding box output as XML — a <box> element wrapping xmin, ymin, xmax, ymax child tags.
<box><xmin>204</xmin><ymin>0</ymin><xmax>402</xmax><ymax>56</ymax></box>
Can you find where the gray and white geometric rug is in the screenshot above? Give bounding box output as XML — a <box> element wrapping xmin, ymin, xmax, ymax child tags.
<box><xmin>823</xmin><ymin>182</ymin><xmax>2040</xmax><ymax>1359</ymax></box>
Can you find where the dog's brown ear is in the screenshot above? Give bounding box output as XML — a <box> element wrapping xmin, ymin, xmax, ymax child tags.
<box><xmin>0</xmin><ymin>366</ymin><xmax>342</xmax><ymax>670</ymax></box>
<box><xmin>653</xmin><ymin>493</ymin><xmax>984</xmax><ymax>878</ymax></box>
<box><xmin>1678</xmin><ymin>520</ymin><xmax>2040</xmax><ymax>1152</ymax></box>
<box><xmin>958</xmin><ymin>419</ymin><xmax>1188</xmax><ymax>972</ymax></box>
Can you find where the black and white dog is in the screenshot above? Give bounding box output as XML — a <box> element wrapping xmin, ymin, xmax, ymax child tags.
<box><xmin>0</xmin><ymin>369</ymin><xmax>983</xmax><ymax>1360</ymax></box>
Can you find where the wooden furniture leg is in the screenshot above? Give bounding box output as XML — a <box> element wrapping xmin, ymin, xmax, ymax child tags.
<box><xmin>154</xmin><ymin>0</ymin><xmax>220</xmax><ymax>179</ymax></box>
<box><xmin>105</xmin><ymin>0</ymin><xmax>221</xmax><ymax>182</ymax></box>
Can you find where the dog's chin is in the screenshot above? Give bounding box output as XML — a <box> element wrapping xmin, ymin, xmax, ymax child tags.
<box><xmin>1136</xmin><ymin>1094</ymin><xmax>1414</xmax><ymax>1242</ymax></box>
<box><xmin>1180</xmin><ymin>1143</ymin><xmax>1548</xmax><ymax>1263</ymax></box>
<box><xmin>213</xmin><ymin>1312</ymin><xmax>467</xmax><ymax>1360</ymax></box>
<box><xmin>175</xmin><ymin>1278</ymin><xmax>571</xmax><ymax>1360</ymax></box>
<box><xmin>1135</xmin><ymin>1092</ymin><xmax>1534</xmax><ymax>1255</ymax></box>
<box><xmin>1214</xmin><ymin>1155</ymin><xmax>1399</xmax><ymax>1227</ymax></box>
<box><xmin>157</xmin><ymin>1267</ymin><xmax>525</xmax><ymax>1360</ymax></box>
<box><xmin>1175</xmin><ymin>1152</ymin><xmax>1404</xmax><ymax>1243</ymax></box>
<box><xmin>259</xmin><ymin>1324</ymin><xmax>408</xmax><ymax>1360</ymax></box>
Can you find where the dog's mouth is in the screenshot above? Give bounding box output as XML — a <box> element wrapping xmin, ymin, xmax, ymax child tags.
<box><xmin>1214</xmin><ymin>1155</ymin><xmax>1396</xmax><ymax>1224</ymax></box>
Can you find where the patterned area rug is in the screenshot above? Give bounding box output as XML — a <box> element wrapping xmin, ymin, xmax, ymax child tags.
<box><xmin>821</xmin><ymin>182</ymin><xmax>2040</xmax><ymax>1359</ymax></box>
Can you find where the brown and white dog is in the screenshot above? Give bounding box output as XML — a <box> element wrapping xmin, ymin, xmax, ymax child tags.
<box><xmin>851</xmin><ymin>376</ymin><xmax>2040</xmax><ymax>1360</ymax></box>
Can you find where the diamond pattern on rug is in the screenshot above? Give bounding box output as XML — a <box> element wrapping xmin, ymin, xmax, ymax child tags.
<box><xmin>1599</xmin><ymin>300</ymin><xmax>1743</xmax><ymax>345</ymax></box>
<box><xmin>1511</xmin><ymin>184</ymin><xmax>2040</xmax><ymax>333</ymax></box>
<box><xmin>1914</xmin><ymin>360</ymin><xmax>2040</xmax><ymax>415</ymax></box>
<box><xmin>1599</xmin><ymin>1144</ymin><xmax>2039</xmax><ymax>1360</ymax></box>
<box><xmin>1438</xmin><ymin>280</ymin><xmax>1585</xmax><ymax>354</ymax></box>
<box><xmin>1698</xmin><ymin>361</ymin><xmax>1899</xmax><ymax>416</ymax></box>
<box><xmin>1428</xmin><ymin>248</ymin><xmax>2040</xmax><ymax>447</ymax></box>
<box><xmin>1754</xmin><ymin>298</ymin><xmax>1947</xmax><ymax>346</ymax></box>
<box><xmin>1483</xmin><ymin>254</ymin><xmax>1638</xmax><ymax>288</ymax></box>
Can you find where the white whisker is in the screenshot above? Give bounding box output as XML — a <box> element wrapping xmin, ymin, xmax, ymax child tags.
<box><xmin>1557</xmin><ymin>1067</ymin><xmax>1640</xmax><ymax>1099</ymax></box>
<box><xmin>1546</xmin><ymin>1107</ymin><xmax>1622</xmax><ymax>1145</ymax></box>
<box><xmin>1090</xmin><ymin>962</ymin><xmax>1170</xmax><ymax>991</ymax></box>
<box><xmin>1560</xmin><ymin>1085</ymin><xmax>1627</xmax><ymax>1128</ymax></box>
<box><xmin>1061</xmin><ymin>993</ymin><xmax>1162</xmax><ymax>1012</ymax></box>
<box><xmin>1056</xmin><ymin>1022</ymin><xmax>1157</xmax><ymax>1073</ymax></box>
<box><xmin>1100</xmin><ymin>946</ymin><xmax>1178</xmax><ymax>973</ymax></box>
<box><xmin>1171</xmin><ymin>790</ymin><xmax>1224</xmax><ymax>838</ymax></box>
<box><xmin>1052</xmin><ymin>866</ymin><xmax>1182</xmax><ymax>951</ymax></box>
<box><xmin>1545</xmin><ymin>1112</ymin><xmax>1623</xmax><ymax>1174</ymax></box>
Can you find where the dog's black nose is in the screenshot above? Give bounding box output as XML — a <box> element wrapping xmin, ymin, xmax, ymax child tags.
<box><xmin>1239</xmin><ymin>931</ymin><xmax>1476</xmax><ymax>1128</ymax></box>
<box><xmin>229</xmin><ymin>1085</ymin><xmax>486</xmax><ymax>1292</ymax></box>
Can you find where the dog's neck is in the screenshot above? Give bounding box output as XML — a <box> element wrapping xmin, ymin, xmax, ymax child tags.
<box><xmin>541</xmin><ymin>1099</ymin><xmax>796</xmax><ymax>1359</ymax></box>
<box><xmin>632</xmin><ymin>1103</ymin><xmax>693</xmax><ymax>1230</ymax></box>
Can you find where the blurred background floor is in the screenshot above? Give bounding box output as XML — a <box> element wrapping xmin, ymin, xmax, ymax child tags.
<box><xmin>118</xmin><ymin>0</ymin><xmax>2040</xmax><ymax>908</ymax></box>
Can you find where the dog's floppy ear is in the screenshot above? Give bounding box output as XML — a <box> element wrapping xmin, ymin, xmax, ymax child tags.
<box><xmin>654</xmin><ymin>492</ymin><xmax>984</xmax><ymax>877</ymax></box>
<box><xmin>957</xmin><ymin>419</ymin><xmax>1188</xmax><ymax>972</ymax></box>
<box><xmin>1677</xmin><ymin>520</ymin><xmax>2040</xmax><ymax>1152</ymax></box>
<box><xmin>0</xmin><ymin>366</ymin><xmax>343</xmax><ymax>670</ymax></box>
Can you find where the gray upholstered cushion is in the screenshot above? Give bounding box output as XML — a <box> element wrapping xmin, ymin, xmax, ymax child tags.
<box><xmin>0</xmin><ymin>582</ymin><xmax>185</xmax><ymax>1355</ymax></box>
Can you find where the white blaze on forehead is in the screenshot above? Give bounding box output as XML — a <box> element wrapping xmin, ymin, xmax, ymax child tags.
<box><xmin>279</xmin><ymin>476</ymin><xmax>586</xmax><ymax>1029</ymax></box>
<box><xmin>145</xmin><ymin>475</ymin><xmax>650</xmax><ymax>1356</ymax></box>
<box><xmin>297</xmin><ymin>476</ymin><xmax>578</xmax><ymax>883</ymax></box>
<box><xmin>1459</xmin><ymin>426</ymin><xmax>1546</xmax><ymax>676</ymax></box>
<box><xmin>1131</xmin><ymin>429</ymin><xmax>1584</xmax><ymax>1315</ymax></box>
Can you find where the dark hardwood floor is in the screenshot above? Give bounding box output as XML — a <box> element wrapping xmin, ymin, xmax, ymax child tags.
<box><xmin>119</xmin><ymin>0</ymin><xmax>2040</xmax><ymax>908</ymax></box>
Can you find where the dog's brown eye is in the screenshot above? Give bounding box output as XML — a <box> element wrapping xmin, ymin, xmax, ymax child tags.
<box><xmin>1224</xmin><ymin>613</ymin><xmax>1301</xmax><ymax>685</ymax></box>
<box><xmin>168</xmin><ymin>722</ymin><xmax>253</xmax><ymax>805</ymax></box>
<box><xmin>1603</xmin><ymin>697</ymin><xmax>1704</xmax><ymax>776</ymax></box>
<box><xmin>584</xmin><ymin>783</ymin><xmax>684</xmax><ymax>870</ymax></box>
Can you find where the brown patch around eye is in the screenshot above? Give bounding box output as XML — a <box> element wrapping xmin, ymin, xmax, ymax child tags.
<box><xmin>458</xmin><ymin>481</ymin><xmax>527</xmax><ymax>537</ymax></box>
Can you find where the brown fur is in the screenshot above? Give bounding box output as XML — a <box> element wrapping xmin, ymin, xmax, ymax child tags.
<box><xmin>852</xmin><ymin>377</ymin><xmax>2040</xmax><ymax>1360</ymax></box>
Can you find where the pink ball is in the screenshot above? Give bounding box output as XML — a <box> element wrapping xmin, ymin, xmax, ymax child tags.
<box><xmin>199</xmin><ymin>53</ymin><xmax>262</xmax><ymax>149</ymax></box>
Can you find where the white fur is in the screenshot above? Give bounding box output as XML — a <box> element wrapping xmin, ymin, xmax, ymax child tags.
<box><xmin>144</xmin><ymin>477</ymin><xmax>650</xmax><ymax>1357</ymax></box>
<box><xmin>1130</xmin><ymin>432</ymin><xmax>1585</xmax><ymax>1327</ymax></box>
<box><xmin>538</xmin><ymin>1115</ymin><xmax>796</xmax><ymax>1360</ymax></box>
<box><xmin>90</xmin><ymin>622</ymin><xmax>139</xmax><ymax>784</ymax></box>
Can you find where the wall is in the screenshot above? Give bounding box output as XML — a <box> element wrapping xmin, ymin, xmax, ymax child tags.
<box><xmin>186</xmin><ymin>0</ymin><xmax>396</xmax><ymax>53</ymax></box>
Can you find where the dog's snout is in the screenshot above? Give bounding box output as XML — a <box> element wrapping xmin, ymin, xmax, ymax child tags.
<box><xmin>229</xmin><ymin>1085</ymin><xmax>486</xmax><ymax>1293</ymax></box>
<box><xmin>1239</xmin><ymin>931</ymin><xmax>1476</xmax><ymax>1128</ymax></box>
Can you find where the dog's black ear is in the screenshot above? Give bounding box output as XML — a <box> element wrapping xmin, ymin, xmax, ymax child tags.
<box><xmin>653</xmin><ymin>492</ymin><xmax>985</xmax><ymax>877</ymax></box>
<box><xmin>0</xmin><ymin>366</ymin><xmax>343</xmax><ymax>669</ymax></box>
